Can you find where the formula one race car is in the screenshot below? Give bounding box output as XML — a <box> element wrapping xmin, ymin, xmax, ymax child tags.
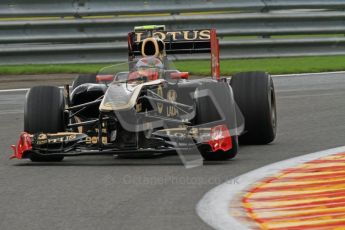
<box><xmin>11</xmin><ymin>25</ymin><xmax>276</xmax><ymax>165</ymax></box>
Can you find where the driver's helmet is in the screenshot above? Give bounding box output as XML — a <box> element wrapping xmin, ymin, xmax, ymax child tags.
<box><xmin>130</xmin><ymin>57</ymin><xmax>164</xmax><ymax>81</ymax></box>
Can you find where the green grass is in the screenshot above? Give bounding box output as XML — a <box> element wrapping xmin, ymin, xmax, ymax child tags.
<box><xmin>1</xmin><ymin>56</ymin><xmax>345</xmax><ymax>75</ymax></box>
<box><xmin>173</xmin><ymin>56</ymin><xmax>345</xmax><ymax>75</ymax></box>
<box><xmin>0</xmin><ymin>63</ymin><xmax>110</xmax><ymax>75</ymax></box>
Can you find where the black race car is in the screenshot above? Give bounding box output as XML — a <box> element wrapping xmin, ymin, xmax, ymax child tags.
<box><xmin>11</xmin><ymin>26</ymin><xmax>276</xmax><ymax>166</ymax></box>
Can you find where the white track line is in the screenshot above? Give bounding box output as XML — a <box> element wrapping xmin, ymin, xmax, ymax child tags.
<box><xmin>274</xmin><ymin>71</ymin><xmax>345</xmax><ymax>77</ymax></box>
<box><xmin>196</xmin><ymin>146</ymin><xmax>345</xmax><ymax>230</ymax></box>
<box><xmin>0</xmin><ymin>88</ymin><xmax>29</xmax><ymax>93</ymax></box>
<box><xmin>0</xmin><ymin>86</ymin><xmax>66</xmax><ymax>93</ymax></box>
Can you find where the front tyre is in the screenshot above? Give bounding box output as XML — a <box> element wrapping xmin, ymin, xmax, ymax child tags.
<box><xmin>231</xmin><ymin>71</ymin><xmax>277</xmax><ymax>144</ymax></box>
<box><xmin>195</xmin><ymin>82</ymin><xmax>239</xmax><ymax>161</ymax></box>
<box><xmin>24</xmin><ymin>86</ymin><xmax>65</xmax><ymax>162</ymax></box>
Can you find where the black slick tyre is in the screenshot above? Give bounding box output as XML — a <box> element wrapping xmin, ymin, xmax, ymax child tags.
<box><xmin>72</xmin><ymin>74</ymin><xmax>96</xmax><ymax>90</ymax></box>
<box><xmin>24</xmin><ymin>86</ymin><xmax>65</xmax><ymax>162</ymax></box>
<box><xmin>231</xmin><ymin>71</ymin><xmax>277</xmax><ymax>144</ymax></box>
<box><xmin>195</xmin><ymin>82</ymin><xmax>239</xmax><ymax>160</ymax></box>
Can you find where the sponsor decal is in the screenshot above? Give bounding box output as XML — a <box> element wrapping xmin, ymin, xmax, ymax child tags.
<box><xmin>155</xmin><ymin>127</ymin><xmax>211</xmax><ymax>141</ymax></box>
<box><xmin>135</xmin><ymin>30</ymin><xmax>211</xmax><ymax>43</ymax></box>
<box><xmin>86</xmin><ymin>128</ymin><xmax>108</xmax><ymax>144</ymax></box>
<box><xmin>155</xmin><ymin>86</ymin><xmax>178</xmax><ymax>117</ymax></box>
<box><xmin>86</xmin><ymin>136</ymin><xmax>108</xmax><ymax>145</ymax></box>
<box><xmin>157</xmin><ymin>85</ymin><xmax>164</xmax><ymax>114</ymax></box>
<box><xmin>166</xmin><ymin>89</ymin><xmax>178</xmax><ymax>117</ymax></box>
<box><xmin>36</xmin><ymin>133</ymin><xmax>77</xmax><ymax>145</ymax></box>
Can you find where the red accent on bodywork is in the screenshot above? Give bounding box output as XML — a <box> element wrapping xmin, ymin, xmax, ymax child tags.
<box><xmin>208</xmin><ymin>125</ymin><xmax>232</xmax><ymax>152</ymax></box>
<box><xmin>96</xmin><ymin>75</ymin><xmax>114</xmax><ymax>83</ymax></box>
<box><xmin>10</xmin><ymin>132</ymin><xmax>32</xmax><ymax>159</ymax></box>
<box><xmin>128</xmin><ymin>70</ymin><xmax>159</xmax><ymax>81</ymax></box>
<box><xmin>210</xmin><ymin>29</ymin><xmax>220</xmax><ymax>80</ymax></box>
<box><xmin>170</xmin><ymin>72</ymin><xmax>189</xmax><ymax>79</ymax></box>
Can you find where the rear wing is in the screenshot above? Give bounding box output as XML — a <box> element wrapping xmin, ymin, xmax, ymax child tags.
<box><xmin>127</xmin><ymin>28</ymin><xmax>220</xmax><ymax>79</ymax></box>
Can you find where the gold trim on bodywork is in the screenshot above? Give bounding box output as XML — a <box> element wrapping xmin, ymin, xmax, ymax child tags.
<box><xmin>141</xmin><ymin>37</ymin><xmax>160</xmax><ymax>57</ymax></box>
<box><xmin>35</xmin><ymin>132</ymin><xmax>84</xmax><ymax>145</ymax></box>
<box><xmin>99</xmin><ymin>79</ymin><xmax>165</xmax><ymax>112</ymax></box>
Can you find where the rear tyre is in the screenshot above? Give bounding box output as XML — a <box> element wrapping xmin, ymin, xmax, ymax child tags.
<box><xmin>24</xmin><ymin>86</ymin><xmax>65</xmax><ymax>162</ymax></box>
<box><xmin>231</xmin><ymin>71</ymin><xmax>277</xmax><ymax>144</ymax></box>
<box><xmin>195</xmin><ymin>83</ymin><xmax>239</xmax><ymax>161</ymax></box>
<box><xmin>72</xmin><ymin>74</ymin><xmax>96</xmax><ymax>90</ymax></box>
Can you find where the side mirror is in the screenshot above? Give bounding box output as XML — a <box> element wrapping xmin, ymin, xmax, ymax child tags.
<box><xmin>169</xmin><ymin>72</ymin><xmax>189</xmax><ymax>80</ymax></box>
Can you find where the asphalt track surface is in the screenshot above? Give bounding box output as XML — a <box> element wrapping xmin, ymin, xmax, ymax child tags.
<box><xmin>1</xmin><ymin>73</ymin><xmax>345</xmax><ymax>230</ymax></box>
